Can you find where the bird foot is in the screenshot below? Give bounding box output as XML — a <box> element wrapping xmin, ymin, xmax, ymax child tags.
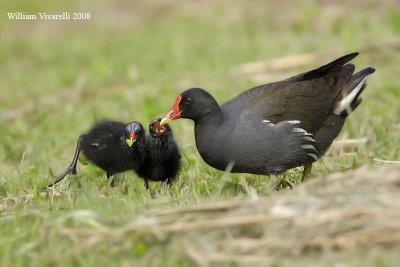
<box><xmin>275</xmin><ymin>178</ymin><xmax>294</xmax><ymax>190</ymax></box>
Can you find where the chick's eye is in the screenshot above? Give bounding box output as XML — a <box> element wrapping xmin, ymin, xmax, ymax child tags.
<box><xmin>185</xmin><ymin>98</ymin><xmax>192</xmax><ymax>104</ymax></box>
<box><xmin>134</xmin><ymin>124</ymin><xmax>142</xmax><ymax>133</ymax></box>
<box><xmin>125</xmin><ymin>125</ymin><xmax>131</xmax><ymax>134</ymax></box>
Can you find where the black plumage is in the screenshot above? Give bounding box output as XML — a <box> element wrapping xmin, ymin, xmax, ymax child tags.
<box><xmin>160</xmin><ymin>52</ymin><xmax>375</xmax><ymax>179</ymax></box>
<box><xmin>44</xmin><ymin>120</ymin><xmax>147</xmax><ymax>188</ymax></box>
<box><xmin>136</xmin><ymin>119</ymin><xmax>181</xmax><ymax>189</ymax></box>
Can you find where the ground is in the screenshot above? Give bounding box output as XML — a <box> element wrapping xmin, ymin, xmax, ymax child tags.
<box><xmin>0</xmin><ymin>0</ymin><xmax>399</xmax><ymax>266</ymax></box>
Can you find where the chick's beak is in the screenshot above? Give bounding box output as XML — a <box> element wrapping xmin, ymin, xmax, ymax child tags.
<box><xmin>126</xmin><ymin>131</ymin><xmax>136</xmax><ymax>147</ymax></box>
<box><xmin>153</xmin><ymin>120</ymin><xmax>165</xmax><ymax>135</ymax></box>
<box><xmin>129</xmin><ymin>131</ymin><xmax>136</xmax><ymax>140</ymax></box>
<box><xmin>160</xmin><ymin>95</ymin><xmax>182</xmax><ymax>125</ymax></box>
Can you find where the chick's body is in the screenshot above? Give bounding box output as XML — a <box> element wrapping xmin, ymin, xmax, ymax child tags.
<box><xmin>44</xmin><ymin>120</ymin><xmax>147</xmax><ymax>188</ymax></box>
<box><xmin>80</xmin><ymin>120</ymin><xmax>147</xmax><ymax>177</ymax></box>
<box><xmin>136</xmin><ymin>119</ymin><xmax>181</xmax><ymax>187</ymax></box>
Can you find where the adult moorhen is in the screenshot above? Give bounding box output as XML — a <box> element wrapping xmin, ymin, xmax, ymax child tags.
<box><xmin>136</xmin><ymin>119</ymin><xmax>181</xmax><ymax>189</ymax></box>
<box><xmin>44</xmin><ymin>120</ymin><xmax>147</xmax><ymax>188</ymax></box>
<box><xmin>160</xmin><ymin>52</ymin><xmax>375</xmax><ymax>179</ymax></box>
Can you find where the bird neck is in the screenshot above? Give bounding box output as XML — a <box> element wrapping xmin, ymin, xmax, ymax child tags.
<box><xmin>194</xmin><ymin>107</ymin><xmax>226</xmax><ymax>127</ymax></box>
<box><xmin>188</xmin><ymin>94</ymin><xmax>222</xmax><ymax>123</ymax></box>
<box><xmin>130</xmin><ymin>136</ymin><xmax>146</xmax><ymax>151</ymax></box>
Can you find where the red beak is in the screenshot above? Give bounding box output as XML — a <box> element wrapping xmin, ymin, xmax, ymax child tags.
<box><xmin>160</xmin><ymin>95</ymin><xmax>182</xmax><ymax>125</ymax></box>
<box><xmin>129</xmin><ymin>131</ymin><xmax>136</xmax><ymax>140</ymax></box>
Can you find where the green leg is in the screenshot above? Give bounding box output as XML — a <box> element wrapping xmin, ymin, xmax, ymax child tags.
<box><xmin>302</xmin><ymin>163</ymin><xmax>313</xmax><ymax>182</ymax></box>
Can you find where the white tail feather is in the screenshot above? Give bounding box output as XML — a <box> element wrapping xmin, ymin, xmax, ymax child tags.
<box><xmin>334</xmin><ymin>77</ymin><xmax>367</xmax><ymax>115</ymax></box>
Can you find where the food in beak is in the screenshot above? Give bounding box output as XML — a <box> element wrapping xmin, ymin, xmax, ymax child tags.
<box><xmin>154</xmin><ymin>120</ymin><xmax>165</xmax><ymax>135</ymax></box>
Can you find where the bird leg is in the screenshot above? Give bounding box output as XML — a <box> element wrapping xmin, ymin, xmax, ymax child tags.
<box><xmin>166</xmin><ymin>177</ymin><xmax>174</xmax><ymax>186</ymax></box>
<box><xmin>301</xmin><ymin>163</ymin><xmax>312</xmax><ymax>182</ymax></box>
<box><xmin>106</xmin><ymin>173</ymin><xmax>116</xmax><ymax>187</ymax></box>
<box><xmin>43</xmin><ymin>136</ymin><xmax>82</xmax><ymax>189</ymax></box>
<box><xmin>275</xmin><ymin>177</ymin><xmax>294</xmax><ymax>190</ymax></box>
<box><xmin>144</xmin><ymin>179</ymin><xmax>149</xmax><ymax>190</ymax></box>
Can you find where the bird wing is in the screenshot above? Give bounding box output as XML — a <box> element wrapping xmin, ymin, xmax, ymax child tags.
<box><xmin>222</xmin><ymin>55</ymin><xmax>356</xmax><ymax>133</ymax></box>
<box><xmin>205</xmin><ymin>115</ymin><xmax>318</xmax><ymax>174</ymax></box>
<box><xmin>90</xmin><ymin>133</ymin><xmax>117</xmax><ymax>150</ymax></box>
<box><xmin>90</xmin><ymin>142</ymin><xmax>104</xmax><ymax>148</ymax></box>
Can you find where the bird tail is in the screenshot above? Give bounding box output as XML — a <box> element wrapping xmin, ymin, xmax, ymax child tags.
<box><xmin>334</xmin><ymin>67</ymin><xmax>376</xmax><ymax>117</ymax></box>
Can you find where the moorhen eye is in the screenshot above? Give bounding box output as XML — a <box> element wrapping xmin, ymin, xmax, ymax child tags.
<box><xmin>160</xmin><ymin>53</ymin><xmax>375</xmax><ymax>181</ymax></box>
<box><xmin>134</xmin><ymin>124</ymin><xmax>142</xmax><ymax>133</ymax></box>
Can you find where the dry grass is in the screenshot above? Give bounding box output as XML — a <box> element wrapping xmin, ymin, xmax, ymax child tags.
<box><xmin>49</xmin><ymin>165</ymin><xmax>400</xmax><ymax>266</ymax></box>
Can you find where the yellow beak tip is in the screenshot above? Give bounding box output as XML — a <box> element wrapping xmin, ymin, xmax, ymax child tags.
<box><xmin>160</xmin><ymin>117</ymin><xmax>170</xmax><ymax>125</ymax></box>
<box><xmin>126</xmin><ymin>138</ymin><xmax>136</xmax><ymax>147</ymax></box>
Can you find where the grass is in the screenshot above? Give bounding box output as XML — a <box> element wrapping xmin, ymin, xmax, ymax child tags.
<box><xmin>1</xmin><ymin>0</ymin><xmax>400</xmax><ymax>266</ymax></box>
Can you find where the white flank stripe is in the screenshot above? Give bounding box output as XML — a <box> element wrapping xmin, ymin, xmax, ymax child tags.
<box><xmin>308</xmin><ymin>153</ymin><xmax>318</xmax><ymax>161</ymax></box>
<box><xmin>262</xmin><ymin>119</ymin><xmax>275</xmax><ymax>126</ymax></box>
<box><xmin>292</xmin><ymin>127</ymin><xmax>306</xmax><ymax>134</ymax></box>
<box><xmin>302</xmin><ymin>144</ymin><xmax>317</xmax><ymax>152</ymax></box>
<box><xmin>302</xmin><ymin>136</ymin><xmax>316</xmax><ymax>142</ymax></box>
<box><xmin>287</xmin><ymin>120</ymin><xmax>300</xmax><ymax>125</ymax></box>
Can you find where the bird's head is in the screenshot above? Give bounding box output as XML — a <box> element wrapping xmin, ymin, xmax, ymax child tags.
<box><xmin>149</xmin><ymin>118</ymin><xmax>171</xmax><ymax>137</ymax></box>
<box><xmin>125</xmin><ymin>121</ymin><xmax>144</xmax><ymax>147</ymax></box>
<box><xmin>160</xmin><ymin>88</ymin><xmax>219</xmax><ymax>125</ymax></box>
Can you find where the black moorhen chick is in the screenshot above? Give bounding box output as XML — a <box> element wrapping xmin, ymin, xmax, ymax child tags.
<box><xmin>160</xmin><ymin>52</ymin><xmax>375</xmax><ymax>179</ymax></box>
<box><xmin>44</xmin><ymin>120</ymin><xmax>147</xmax><ymax>188</ymax></box>
<box><xmin>136</xmin><ymin>119</ymin><xmax>181</xmax><ymax>189</ymax></box>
